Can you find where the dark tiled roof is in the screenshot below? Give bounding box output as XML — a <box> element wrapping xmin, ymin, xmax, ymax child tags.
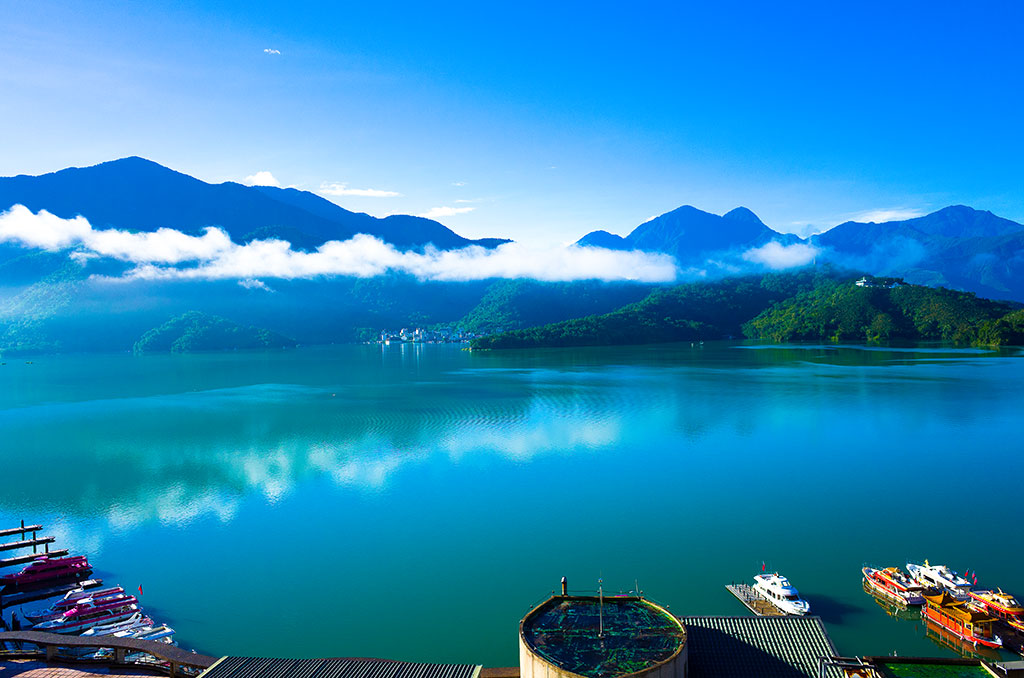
<box><xmin>680</xmin><ymin>615</ymin><xmax>838</xmax><ymax>678</ymax></box>
<box><xmin>199</xmin><ymin>657</ymin><xmax>481</xmax><ymax>678</ymax></box>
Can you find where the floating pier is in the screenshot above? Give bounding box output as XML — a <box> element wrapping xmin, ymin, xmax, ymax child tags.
<box><xmin>0</xmin><ymin>550</ymin><xmax>69</xmax><ymax>569</ymax></box>
<box><xmin>0</xmin><ymin>536</ymin><xmax>55</xmax><ymax>553</ymax></box>
<box><xmin>0</xmin><ymin>578</ymin><xmax>103</xmax><ymax>611</ymax></box>
<box><xmin>0</xmin><ymin>524</ymin><xmax>43</xmax><ymax>539</ymax></box>
<box><xmin>725</xmin><ymin>584</ymin><xmax>787</xmax><ymax>616</ymax></box>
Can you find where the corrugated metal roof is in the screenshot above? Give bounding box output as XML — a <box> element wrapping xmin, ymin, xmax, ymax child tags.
<box><xmin>199</xmin><ymin>657</ymin><xmax>481</xmax><ymax>678</ymax></box>
<box><xmin>680</xmin><ymin>615</ymin><xmax>839</xmax><ymax>678</ymax></box>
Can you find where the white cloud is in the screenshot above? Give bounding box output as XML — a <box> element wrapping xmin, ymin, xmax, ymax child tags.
<box><xmin>243</xmin><ymin>170</ymin><xmax>281</xmax><ymax>187</ymax></box>
<box><xmin>318</xmin><ymin>182</ymin><xmax>400</xmax><ymax>198</ymax></box>
<box><xmin>848</xmin><ymin>207</ymin><xmax>926</xmax><ymax>224</ymax></box>
<box><xmin>264</xmin><ymin>48</ymin><xmax>281</xmax><ymax>55</ymax></box>
<box><xmin>741</xmin><ymin>241</ymin><xmax>820</xmax><ymax>270</ymax></box>
<box><xmin>418</xmin><ymin>206</ymin><xmax>475</xmax><ymax>219</ymax></box>
<box><xmin>239</xmin><ymin>278</ymin><xmax>272</xmax><ymax>292</ymax></box>
<box><xmin>0</xmin><ymin>205</ymin><xmax>679</xmax><ymax>284</ymax></box>
<box><xmin>451</xmin><ymin>181</ymin><xmax>466</xmax><ymax>187</ymax></box>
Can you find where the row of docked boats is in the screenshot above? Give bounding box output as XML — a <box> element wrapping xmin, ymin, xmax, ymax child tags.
<box><xmin>862</xmin><ymin>560</ymin><xmax>1024</xmax><ymax>650</ymax></box>
<box><xmin>1</xmin><ymin>553</ymin><xmax>177</xmax><ymax>655</ymax></box>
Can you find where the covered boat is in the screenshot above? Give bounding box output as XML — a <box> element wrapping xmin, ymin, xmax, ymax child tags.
<box><xmin>752</xmin><ymin>573</ymin><xmax>810</xmax><ymax>615</ymax></box>
<box><xmin>25</xmin><ymin>586</ymin><xmax>126</xmax><ymax>624</ymax></box>
<box><xmin>80</xmin><ymin>611</ymin><xmax>154</xmax><ymax>637</ymax></box>
<box><xmin>921</xmin><ymin>591</ymin><xmax>1002</xmax><ymax>649</ymax></box>
<box><xmin>907</xmin><ymin>560</ymin><xmax>971</xmax><ymax>600</ymax></box>
<box><xmin>0</xmin><ymin>555</ymin><xmax>92</xmax><ymax>589</ymax></box>
<box><xmin>967</xmin><ymin>588</ymin><xmax>1024</xmax><ymax>632</ymax></box>
<box><xmin>32</xmin><ymin>595</ymin><xmax>139</xmax><ymax>634</ymax></box>
<box><xmin>862</xmin><ymin>566</ymin><xmax>926</xmax><ymax>606</ymax></box>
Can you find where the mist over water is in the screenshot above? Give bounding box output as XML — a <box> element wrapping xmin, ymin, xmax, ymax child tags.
<box><xmin>0</xmin><ymin>342</ymin><xmax>1021</xmax><ymax>665</ymax></box>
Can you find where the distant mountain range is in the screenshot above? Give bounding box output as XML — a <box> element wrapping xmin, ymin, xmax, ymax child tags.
<box><xmin>2</xmin><ymin>157</ymin><xmax>1024</xmax><ymax>354</ymax></box>
<box><xmin>0</xmin><ymin>156</ymin><xmax>510</xmax><ymax>252</ymax></box>
<box><xmin>579</xmin><ymin>203</ymin><xmax>1024</xmax><ymax>303</ymax></box>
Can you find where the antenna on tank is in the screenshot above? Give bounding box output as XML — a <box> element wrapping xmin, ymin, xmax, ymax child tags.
<box><xmin>598</xmin><ymin>578</ymin><xmax>604</xmax><ymax>639</ymax></box>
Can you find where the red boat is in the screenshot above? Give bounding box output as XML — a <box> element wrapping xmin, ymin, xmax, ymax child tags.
<box><xmin>33</xmin><ymin>595</ymin><xmax>139</xmax><ymax>634</ymax></box>
<box><xmin>24</xmin><ymin>586</ymin><xmax>126</xmax><ymax>624</ymax></box>
<box><xmin>0</xmin><ymin>555</ymin><xmax>92</xmax><ymax>589</ymax></box>
<box><xmin>922</xmin><ymin>591</ymin><xmax>1002</xmax><ymax>649</ymax></box>
<box><xmin>967</xmin><ymin>588</ymin><xmax>1024</xmax><ymax>633</ymax></box>
<box><xmin>862</xmin><ymin>566</ymin><xmax>926</xmax><ymax>606</ymax></box>
<box><xmin>26</xmin><ymin>591</ymin><xmax>133</xmax><ymax>625</ymax></box>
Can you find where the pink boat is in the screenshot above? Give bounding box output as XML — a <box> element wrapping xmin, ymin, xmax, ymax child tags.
<box><xmin>0</xmin><ymin>555</ymin><xmax>92</xmax><ymax>589</ymax></box>
<box><xmin>33</xmin><ymin>595</ymin><xmax>139</xmax><ymax>634</ymax></box>
<box><xmin>25</xmin><ymin>588</ymin><xmax>130</xmax><ymax>624</ymax></box>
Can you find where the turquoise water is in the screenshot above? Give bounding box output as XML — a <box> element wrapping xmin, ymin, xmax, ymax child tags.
<box><xmin>0</xmin><ymin>342</ymin><xmax>1022</xmax><ymax>665</ymax></box>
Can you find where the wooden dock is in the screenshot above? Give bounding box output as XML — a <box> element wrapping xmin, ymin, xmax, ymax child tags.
<box><xmin>0</xmin><ymin>578</ymin><xmax>102</xmax><ymax>611</ymax></box>
<box><xmin>725</xmin><ymin>584</ymin><xmax>787</xmax><ymax>616</ymax></box>
<box><xmin>0</xmin><ymin>525</ymin><xmax>43</xmax><ymax>539</ymax></box>
<box><xmin>0</xmin><ymin>550</ymin><xmax>69</xmax><ymax>569</ymax></box>
<box><xmin>0</xmin><ymin>537</ymin><xmax>55</xmax><ymax>553</ymax></box>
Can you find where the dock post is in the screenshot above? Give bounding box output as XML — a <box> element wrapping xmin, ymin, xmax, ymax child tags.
<box><xmin>115</xmin><ymin>647</ymin><xmax>126</xmax><ymax>664</ymax></box>
<box><xmin>46</xmin><ymin>645</ymin><xmax>56</xmax><ymax>661</ymax></box>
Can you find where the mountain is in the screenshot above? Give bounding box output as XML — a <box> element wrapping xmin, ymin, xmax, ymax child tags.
<box><xmin>813</xmin><ymin>205</ymin><xmax>1024</xmax><ymax>302</ymax></box>
<box><xmin>0</xmin><ymin>157</ymin><xmax>510</xmax><ymax>252</ymax></box>
<box><xmin>577</xmin><ymin>205</ymin><xmax>799</xmax><ymax>264</ymax></box>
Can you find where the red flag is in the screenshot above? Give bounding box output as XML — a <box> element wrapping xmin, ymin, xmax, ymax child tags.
<box><xmin>138</xmin><ymin>584</ymin><xmax>143</xmax><ymax>596</ymax></box>
<box><xmin>762</xmin><ymin>561</ymin><xmax>766</xmax><ymax>572</ymax></box>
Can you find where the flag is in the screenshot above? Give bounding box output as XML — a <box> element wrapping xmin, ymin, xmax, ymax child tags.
<box><xmin>762</xmin><ymin>561</ymin><xmax>766</xmax><ymax>572</ymax></box>
<box><xmin>138</xmin><ymin>584</ymin><xmax>143</xmax><ymax>596</ymax></box>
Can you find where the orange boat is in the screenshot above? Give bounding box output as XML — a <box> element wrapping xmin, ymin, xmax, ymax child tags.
<box><xmin>967</xmin><ymin>588</ymin><xmax>1024</xmax><ymax>633</ymax></box>
<box><xmin>922</xmin><ymin>591</ymin><xmax>1002</xmax><ymax>649</ymax></box>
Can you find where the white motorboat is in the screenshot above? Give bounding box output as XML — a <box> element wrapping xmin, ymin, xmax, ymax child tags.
<box><xmin>907</xmin><ymin>560</ymin><xmax>971</xmax><ymax>600</ymax></box>
<box><xmin>80</xmin><ymin>612</ymin><xmax>154</xmax><ymax>637</ymax></box>
<box><xmin>752</xmin><ymin>572</ymin><xmax>810</xmax><ymax>615</ymax></box>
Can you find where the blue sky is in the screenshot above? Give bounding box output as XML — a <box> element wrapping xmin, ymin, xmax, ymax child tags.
<box><xmin>2</xmin><ymin>1</ymin><xmax>1023</xmax><ymax>245</ymax></box>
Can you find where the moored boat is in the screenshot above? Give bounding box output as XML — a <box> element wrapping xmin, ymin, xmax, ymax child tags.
<box><xmin>80</xmin><ymin>611</ymin><xmax>154</xmax><ymax>637</ymax></box>
<box><xmin>33</xmin><ymin>595</ymin><xmax>139</xmax><ymax>634</ymax></box>
<box><xmin>921</xmin><ymin>591</ymin><xmax>1002</xmax><ymax>649</ymax></box>
<box><xmin>0</xmin><ymin>555</ymin><xmax>92</xmax><ymax>589</ymax></box>
<box><xmin>862</xmin><ymin>566</ymin><xmax>926</xmax><ymax>607</ymax></box>
<box><xmin>25</xmin><ymin>586</ymin><xmax>126</xmax><ymax>624</ymax></box>
<box><xmin>752</xmin><ymin>572</ymin><xmax>810</xmax><ymax>615</ymax></box>
<box><xmin>967</xmin><ymin>588</ymin><xmax>1024</xmax><ymax>632</ymax></box>
<box><xmin>907</xmin><ymin>560</ymin><xmax>971</xmax><ymax>600</ymax></box>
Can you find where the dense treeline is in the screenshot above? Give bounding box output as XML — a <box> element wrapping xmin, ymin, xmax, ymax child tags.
<box><xmin>471</xmin><ymin>270</ymin><xmax>832</xmax><ymax>349</ymax></box>
<box><xmin>132</xmin><ymin>311</ymin><xmax>297</xmax><ymax>354</ymax></box>
<box><xmin>743</xmin><ymin>281</ymin><xmax>1021</xmax><ymax>345</ymax></box>
<box><xmin>472</xmin><ymin>271</ymin><xmax>1024</xmax><ymax>350</ymax></box>
<box><xmin>459</xmin><ymin>279</ymin><xmax>652</xmax><ymax>335</ymax></box>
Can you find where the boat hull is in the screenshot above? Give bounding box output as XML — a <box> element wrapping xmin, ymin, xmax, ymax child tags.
<box><xmin>922</xmin><ymin>606</ymin><xmax>1002</xmax><ymax>649</ymax></box>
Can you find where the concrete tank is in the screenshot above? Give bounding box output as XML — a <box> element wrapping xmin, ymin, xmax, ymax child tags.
<box><xmin>519</xmin><ymin>593</ymin><xmax>687</xmax><ymax>678</ymax></box>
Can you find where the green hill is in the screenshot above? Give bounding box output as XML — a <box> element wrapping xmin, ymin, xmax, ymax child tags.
<box><xmin>743</xmin><ymin>279</ymin><xmax>1019</xmax><ymax>344</ymax></box>
<box><xmin>133</xmin><ymin>311</ymin><xmax>297</xmax><ymax>354</ymax></box>
<box><xmin>471</xmin><ymin>270</ymin><xmax>830</xmax><ymax>349</ymax></box>
<box><xmin>472</xmin><ymin>272</ymin><xmax>1024</xmax><ymax>350</ymax></box>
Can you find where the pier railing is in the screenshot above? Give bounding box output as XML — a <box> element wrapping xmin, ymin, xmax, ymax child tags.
<box><xmin>0</xmin><ymin>630</ymin><xmax>218</xmax><ymax>677</ymax></box>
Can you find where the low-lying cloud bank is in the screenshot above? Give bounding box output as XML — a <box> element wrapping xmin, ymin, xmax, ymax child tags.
<box><xmin>0</xmin><ymin>205</ymin><xmax>679</xmax><ymax>283</ymax></box>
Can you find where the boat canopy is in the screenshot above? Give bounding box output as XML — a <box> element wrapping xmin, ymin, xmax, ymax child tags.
<box><xmin>924</xmin><ymin>592</ymin><xmax>996</xmax><ymax>624</ymax></box>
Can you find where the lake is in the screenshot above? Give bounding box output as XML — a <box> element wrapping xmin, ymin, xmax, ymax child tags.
<box><xmin>0</xmin><ymin>342</ymin><xmax>1021</xmax><ymax>665</ymax></box>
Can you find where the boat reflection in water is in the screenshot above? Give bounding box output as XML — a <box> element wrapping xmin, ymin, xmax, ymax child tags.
<box><xmin>862</xmin><ymin>580</ymin><xmax>920</xmax><ymax>622</ymax></box>
<box><xmin>923</xmin><ymin>616</ymin><xmax>1003</xmax><ymax>662</ymax></box>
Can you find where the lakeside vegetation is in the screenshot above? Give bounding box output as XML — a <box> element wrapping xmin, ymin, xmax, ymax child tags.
<box><xmin>132</xmin><ymin>311</ymin><xmax>297</xmax><ymax>354</ymax></box>
<box><xmin>472</xmin><ymin>271</ymin><xmax>1024</xmax><ymax>350</ymax></box>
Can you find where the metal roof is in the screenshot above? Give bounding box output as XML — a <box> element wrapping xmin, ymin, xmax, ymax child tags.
<box><xmin>199</xmin><ymin>657</ymin><xmax>481</xmax><ymax>678</ymax></box>
<box><xmin>680</xmin><ymin>615</ymin><xmax>839</xmax><ymax>678</ymax></box>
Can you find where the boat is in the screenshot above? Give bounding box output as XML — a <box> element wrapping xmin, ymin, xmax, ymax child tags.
<box><xmin>32</xmin><ymin>595</ymin><xmax>139</xmax><ymax>634</ymax></box>
<box><xmin>114</xmin><ymin>624</ymin><xmax>176</xmax><ymax>643</ymax></box>
<box><xmin>923</xmin><ymin>614</ymin><xmax>1003</xmax><ymax>662</ymax></box>
<box><xmin>921</xmin><ymin>591</ymin><xmax>1002</xmax><ymax>649</ymax></box>
<box><xmin>29</xmin><ymin>593</ymin><xmax>136</xmax><ymax>624</ymax></box>
<box><xmin>24</xmin><ymin>586</ymin><xmax>126</xmax><ymax>624</ymax></box>
<box><xmin>0</xmin><ymin>555</ymin><xmax>92</xmax><ymax>589</ymax></box>
<box><xmin>80</xmin><ymin>611</ymin><xmax>154</xmax><ymax>637</ymax></box>
<box><xmin>862</xmin><ymin>580</ymin><xmax>920</xmax><ymax>621</ymax></box>
<box><xmin>907</xmin><ymin>560</ymin><xmax>972</xmax><ymax>599</ymax></box>
<box><xmin>752</xmin><ymin>572</ymin><xmax>810</xmax><ymax>615</ymax></box>
<box><xmin>862</xmin><ymin>566</ymin><xmax>926</xmax><ymax>607</ymax></box>
<box><xmin>967</xmin><ymin>588</ymin><xmax>1024</xmax><ymax>632</ymax></box>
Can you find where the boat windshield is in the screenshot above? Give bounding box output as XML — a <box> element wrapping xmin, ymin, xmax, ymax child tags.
<box><xmin>785</xmin><ymin>594</ymin><xmax>800</xmax><ymax>600</ymax></box>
